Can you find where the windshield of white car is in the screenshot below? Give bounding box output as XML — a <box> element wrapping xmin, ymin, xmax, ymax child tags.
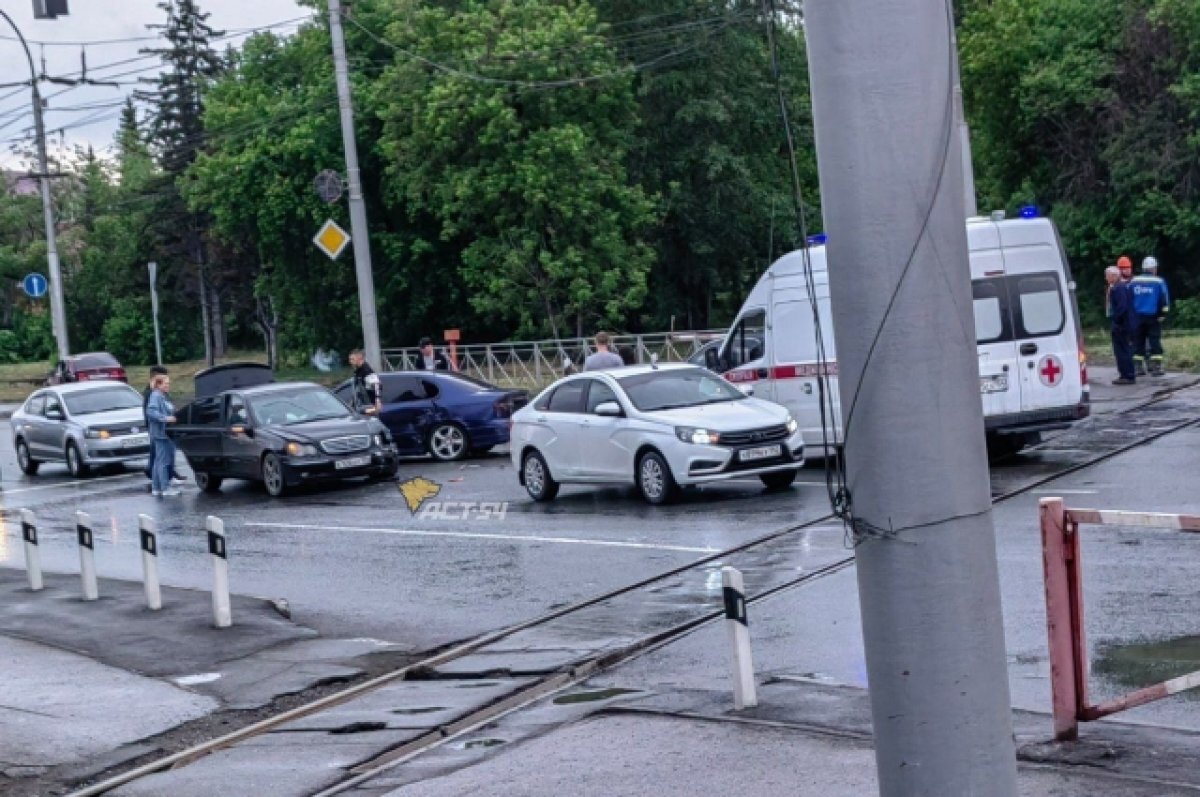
<box><xmin>617</xmin><ymin>369</ymin><xmax>746</xmax><ymax>412</ymax></box>
<box><xmin>250</xmin><ymin>389</ymin><xmax>351</xmax><ymax>426</ymax></box>
<box><xmin>63</xmin><ymin>387</ymin><xmax>142</xmax><ymax>416</ymax></box>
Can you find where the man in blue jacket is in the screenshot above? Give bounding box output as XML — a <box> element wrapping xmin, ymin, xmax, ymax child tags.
<box><xmin>1106</xmin><ymin>265</ymin><xmax>1137</xmax><ymax>385</ymax></box>
<box><xmin>1130</xmin><ymin>256</ymin><xmax>1170</xmax><ymax>377</ymax></box>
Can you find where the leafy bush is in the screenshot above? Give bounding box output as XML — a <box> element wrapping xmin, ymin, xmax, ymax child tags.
<box><xmin>1171</xmin><ymin>297</ymin><xmax>1200</xmax><ymax>330</ymax></box>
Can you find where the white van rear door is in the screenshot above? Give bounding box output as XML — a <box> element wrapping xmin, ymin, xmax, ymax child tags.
<box><xmin>771</xmin><ymin>298</ymin><xmax>841</xmax><ymax>448</ymax></box>
<box><xmin>973</xmin><ymin>276</ymin><xmax>1022</xmax><ymax>419</ymax></box>
<box><xmin>1008</xmin><ymin>271</ymin><xmax>1077</xmax><ymax>413</ymax></box>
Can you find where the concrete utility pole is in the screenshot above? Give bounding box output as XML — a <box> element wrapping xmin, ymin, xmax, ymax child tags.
<box><xmin>1</xmin><ymin>8</ymin><xmax>71</xmax><ymax>361</ymax></box>
<box><xmin>803</xmin><ymin>1</ymin><xmax>1018</xmax><ymax>795</ymax></box>
<box><xmin>326</xmin><ymin>0</ymin><xmax>382</xmax><ymax>368</ymax></box>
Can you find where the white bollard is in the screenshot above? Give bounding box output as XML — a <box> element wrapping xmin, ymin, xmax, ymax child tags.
<box><xmin>75</xmin><ymin>511</ymin><xmax>99</xmax><ymax>601</ymax></box>
<box><xmin>207</xmin><ymin>516</ymin><xmax>231</xmax><ymax>628</ymax></box>
<box><xmin>20</xmin><ymin>509</ymin><xmax>43</xmax><ymax>592</ymax></box>
<box><xmin>722</xmin><ymin>566</ymin><xmax>757</xmax><ymax>709</ymax></box>
<box><xmin>139</xmin><ymin>514</ymin><xmax>162</xmax><ymax>611</ymax></box>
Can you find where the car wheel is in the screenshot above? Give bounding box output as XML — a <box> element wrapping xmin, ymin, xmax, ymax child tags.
<box><xmin>428</xmin><ymin>423</ymin><xmax>469</xmax><ymax>462</ymax></box>
<box><xmin>16</xmin><ymin>439</ymin><xmax>38</xmax><ymax>475</ymax></box>
<box><xmin>66</xmin><ymin>441</ymin><xmax>90</xmax><ymax>478</ymax></box>
<box><xmin>760</xmin><ymin>469</ymin><xmax>798</xmax><ymax>491</ymax></box>
<box><xmin>195</xmin><ymin>471</ymin><xmax>223</xmax><ymax>493</ymax></box>
<box><xmin>522</xmin><ymin>451</ymin><xmax>559</xmax><ymax>502</ymax></box>
<box><xmin>637</xmin><ymin>450</ymin><xmax>678</xmax><ymax>505</ymax></box>
<box><xmin>261</xmin><ymin>452</ymin><xmax>288</xmax><ymax>497</ymax></box>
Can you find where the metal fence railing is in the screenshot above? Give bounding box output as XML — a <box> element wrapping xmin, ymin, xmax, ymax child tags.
<box><xmin>381</xmin><ymin>330</ymin><xmax>727</xmax><ymax>390</ymax></box>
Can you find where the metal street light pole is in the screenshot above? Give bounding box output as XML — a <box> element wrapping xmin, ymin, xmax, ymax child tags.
<box><xmin>148</xmin><ymin>262</ymin><xmax>163</xmax><ymax>365</ymax></box>
<box><xmin>0</xmin><ymin>8</ymin><xmax>71</xmax><ymax>361</ymax></box>
<box><xmin>326</xmin><ymin>0</ymin><xmax>382</xmax><ymax>369</ymax></box>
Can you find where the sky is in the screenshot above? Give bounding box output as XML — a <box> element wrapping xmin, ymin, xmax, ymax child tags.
<box><xmin>0</xmin><ymin>0</ymin><xmax>310</xmax><ymax>168</ymax></box>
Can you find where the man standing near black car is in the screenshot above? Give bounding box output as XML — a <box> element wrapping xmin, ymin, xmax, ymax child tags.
<box><xmin>413</xmin><ymin>337</ymin><xmax>451</xmax><ymax>371</ymax></box>
<box><xmin>349</xmin><ymin>349</ymin><xmax>384</xmax><ymax>413</ymax></box>
<box><xmin>143</xmin><ymin>365</ymin><xmax>186</xmax><ymax>488</ymax></box>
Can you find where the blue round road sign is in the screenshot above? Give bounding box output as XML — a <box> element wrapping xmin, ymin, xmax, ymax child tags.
<box><xmin>22</xmin><ymin>273</ymin><xmax>48</xmax><ymax>299</ymax></box>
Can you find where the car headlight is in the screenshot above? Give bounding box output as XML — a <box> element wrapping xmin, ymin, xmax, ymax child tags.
<box><xmin>675</xmin><ymin>426</ymin><xmax>720</xmax><ymax>445</ymax></box>
<box><xmin>374</xmin><ymin>433</ymin><xmax>388</xmax><ymax>447</ymax></box>
<box><xmin>85</xmin><ymin>428</ymin><xmax>110</xmax><ymax>439</ymax></box>
<box><xmin>285</xmin><ymin>441</ymin><xmax>320</xmax><ymax>457</ymax></box>
<box><xmin>786</xmin><ymin>416</ymin><xmax>798</xmax><ymax>434</ymax></box>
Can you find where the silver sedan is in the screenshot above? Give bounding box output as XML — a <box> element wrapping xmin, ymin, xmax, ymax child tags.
<box><xmin>11</xmin><ymin>382</ymin><xmax>152</xmax><ymax>477</ymax></box>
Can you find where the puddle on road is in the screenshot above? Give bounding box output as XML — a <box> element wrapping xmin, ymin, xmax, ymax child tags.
<box><xmin>553</xmin><ymin>687</ymin><xmax>642</xmax><ymax>705</ymax></box>
<box><xmin>392</xmin><ymin>706</ymin><xmax>446</xmax><ymax>715</ymax></box>
<box><xmin>462</xmin><ymin>738</ymin><xmax>506</xmax><ymax>749</ymax></box>
<box><xmin>1094</xmin><ymin>635</ymin><xmax>1200</xmax><ymax>698</ymax></box>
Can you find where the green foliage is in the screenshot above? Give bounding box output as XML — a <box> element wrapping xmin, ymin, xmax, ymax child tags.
<box><xmin>375</xmin><ymin>0</ymin><xmax>657</xmax><ymax>338</ymax></box>
<box><xmin>960</xmin><ymin>0</ymin><xmax>1200</xmax><ymax>318</ymax></box>
<box><xmin>1172</xmin><ymin>297</ymin><xmax>1200</xmax><ymax>330</ymax></box>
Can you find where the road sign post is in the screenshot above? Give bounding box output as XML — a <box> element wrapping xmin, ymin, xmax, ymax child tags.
<box><xmin>148</xmin><ymin>262</ymin><xmax>163</xmax><ymax>365</ymax></box>
<box><xmin>327</xmin><ymin>0</ymin><xmax>382</xmax><ymax>369</ymax></box>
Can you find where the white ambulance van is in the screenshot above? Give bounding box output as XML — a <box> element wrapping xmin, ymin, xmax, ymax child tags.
<box><xmin>706</xmin><ymin>212</ymin><xmax>1090</xmax><ymax>455</ymax></box>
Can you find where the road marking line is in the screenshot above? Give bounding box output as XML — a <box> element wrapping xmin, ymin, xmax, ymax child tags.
<box><xmin>245</xmin><ymin>522</ymin><xmax>721</xmax><ymax>554</ymax></box>
<box><xmin>1</xmin><ymin>471</ymin><xmax>142</xmax><ymax>495</ymax></box>
<box><xmin>1032</xmin><ymin>489</ymin><xmax>1098</xmax><ymax>495</ymax></box>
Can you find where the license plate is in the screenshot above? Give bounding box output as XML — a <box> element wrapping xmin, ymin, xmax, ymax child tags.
<box><xmin>739</xmin><ymin>444</ymin><xmax>782</xmax><ymax>462</ymax></box>
<box><xmin>123</xmin><ymin>434</ymin><xmax>149</xmax><ymax>448</ymax></box>
<box><xmin>980</xmin><ymin>375</ymin><xmax>1008</xmax><ymax>394</ymax></box>
<box><xmin>335</xmin><ymin>455</ymin><xmax>372</xmax><ymax>470</ymax></box>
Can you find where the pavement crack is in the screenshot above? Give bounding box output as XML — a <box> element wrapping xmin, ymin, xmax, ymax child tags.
<box><xmin>0</xmin><ymin>703</ymin><xmax>59</xmax><ymax>719</ymax></box>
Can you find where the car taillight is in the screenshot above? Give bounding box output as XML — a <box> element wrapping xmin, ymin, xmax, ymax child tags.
<box><xmin>76</xmin><ymin>372</ymin><xmax>89</xmax><ymax>381</ymax></box>
<box><xmin>1078</xmin><ymin>345</ymin><xmax>1088</xmax><ymax>386</ymax></box>
<box><xmin>494</xmin><ymin>399</ymin><xmax>512</xmax><ymax>418</ymax></box>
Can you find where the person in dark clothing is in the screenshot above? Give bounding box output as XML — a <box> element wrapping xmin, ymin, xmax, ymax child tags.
<box><xmin>143</xmin><ymin>365</ymin><xmax>185</xmax><ymax>487</ymax></box>
<box><xmin>349</xmin><ymin>349</ymin><xmax>383</xmax><ymax>413</ymax></box>
<box><xmin>413</xmin><ymin>337</ymin><xmax>451</xmax><ymax>371</ymax></box>
<box><xmin>1106</xmin><ymin>266</ymin><xmax>1136</xmax><ymax>385</ymax></box>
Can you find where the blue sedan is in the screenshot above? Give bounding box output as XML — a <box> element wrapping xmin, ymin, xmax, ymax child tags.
<box><xmin>333</xmin><ymin>372</ymin><xmax>529</xmax><ymax>461</ymax></box>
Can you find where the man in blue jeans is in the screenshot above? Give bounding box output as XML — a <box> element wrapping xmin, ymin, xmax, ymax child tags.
<box><xmin>143</xmin><ymin>365</ymin><xmax>186</xmax><ymax>490</ymax></box>
<box><xmin>145</xmin><ymin>374</ymin><xmax>181</xmax><ymax>497</ymax></box>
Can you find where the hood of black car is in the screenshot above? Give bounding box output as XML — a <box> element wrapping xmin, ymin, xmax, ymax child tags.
<box><xmin>271</xmin><ymin>417</ymin><xmax>379</xmax><ymax>443</ymax></box>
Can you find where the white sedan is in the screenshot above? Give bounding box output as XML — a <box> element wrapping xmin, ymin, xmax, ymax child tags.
<box><xmin>511</xmin><ymin>363</ymin><xmax>805</xmax><ymax>504</ymax></box>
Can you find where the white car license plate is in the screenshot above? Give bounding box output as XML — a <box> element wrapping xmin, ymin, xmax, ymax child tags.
<box><xmin>739</xmin><ymin>444</ymin><xmax>782</xmax><ymax>462</ymax></box>
<box><xmin>335</xmin><ymin>455</ymin><xmax>372</xmax><ymax>470</ymax></box>
<box><xmin>980</xmin><ymin>375</ymin><xmax>1008</xmax><ymax>394</ymax></box>
<box><xmin>123</xmin><ymin>434</ymin><xmax>149</xmax><ymax>448</ymax></box>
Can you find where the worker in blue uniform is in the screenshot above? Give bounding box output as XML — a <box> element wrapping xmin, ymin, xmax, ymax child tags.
<box><xmin>1130</xmin><ymin>256</ymin><xmax>1170</xmax><ymax>377</ymax></box>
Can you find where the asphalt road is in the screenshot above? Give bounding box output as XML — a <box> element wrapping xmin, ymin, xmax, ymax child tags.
<box><xmin>0</xmin><ymin>440</ymin><xmax>842</xmax><ymax>647</ymax></box>
<box><xmin>0</xmin><ymin>374</ymin><xmax>1193</xmax><ymax>663</ymax></box>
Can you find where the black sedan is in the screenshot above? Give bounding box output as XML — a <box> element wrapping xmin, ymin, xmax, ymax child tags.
<box><xmin>170</xmin><ymin>379</ymin><xmax>399</xmax><ymax>497</ymax></box>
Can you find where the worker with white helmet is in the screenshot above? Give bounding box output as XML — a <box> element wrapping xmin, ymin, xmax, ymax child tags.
<box><xmin>1130</xmin><ymin>256</ymin><xmax>1170</xmax><ymax>377</ymax></box>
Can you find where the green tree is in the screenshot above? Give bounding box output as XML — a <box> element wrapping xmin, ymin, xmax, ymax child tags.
<box><xmin>375</xmin><ymin>0</ymin><xmax>657</xmax><ymax>338</ymax></box>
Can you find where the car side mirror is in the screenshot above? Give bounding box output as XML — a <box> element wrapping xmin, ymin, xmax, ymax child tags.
<box><xmin>46</xmin><ymin>408</ymin><xmax>64</xmax><ymax>421</ymax></box>
<box><xmin>738</xmin><ymin>384</ymin><xmax>755</xmax><ymax>397</ymax></box>
<box><xmin>230</xmin><ymin>424</ymin><xmax>253</xmax><ymax>437</ymax></box>
<box><xmin>594</xmin><ymin>401</ymin><xmax>623</xmax><ymax>417</ymax></box>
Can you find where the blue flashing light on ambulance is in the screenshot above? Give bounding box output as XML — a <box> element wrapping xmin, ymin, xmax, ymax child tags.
<box><xmin>705</xmin><ymin>211</ymin><xmax>1090</xmax><ymax>457</ymax></box>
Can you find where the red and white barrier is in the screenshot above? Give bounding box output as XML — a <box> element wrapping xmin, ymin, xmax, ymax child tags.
<box><xmin>1040</xmin><ymin>498</ymin><xmax>1200</xmax><ymax>740</ymax></box>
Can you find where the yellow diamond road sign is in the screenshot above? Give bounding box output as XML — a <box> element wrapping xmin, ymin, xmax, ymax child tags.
<box><xmin>313</xmin><ymin>219</ymin><xmax>351</xmax><ymax>260</ymax></box>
